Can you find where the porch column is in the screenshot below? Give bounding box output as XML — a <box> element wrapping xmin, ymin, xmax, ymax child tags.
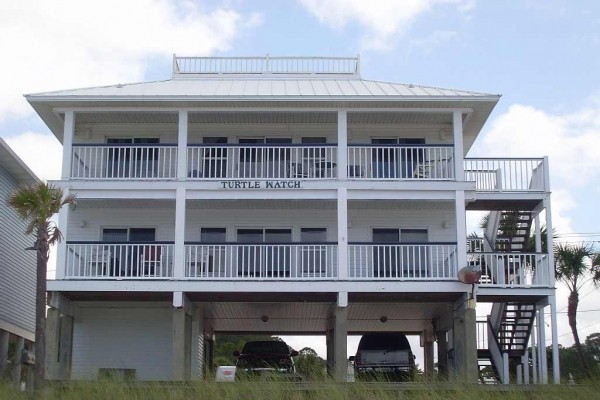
<box><xmin>178</xmin><ymin>110</ymin><xmax>188</xmax><ymax>180</ymax></box>
<box><xmin>544</xmin><ymin>199</ymin><xmax>555</xmax><ymax>287</ymax></box>
<box><xmin>549</xmin><ymin>295</ymin><xmax>560</xmax><ymax>383</ymax></box>
<box><xmin>204</xmin><ymin>330</ymin><xmax>215</xmax><ymax>378</ymax></box>
<box><xmin>325</xmin><ymin>328</ymin><xmax>334</xmax><ymax>377</ymax></box>
<box><xmin>452</xmin><ymin>111</ymin><xmax>464</xmax><ymax>181</ymax></box>
<box><xmin>455</xmin><ymin>190</ymin><xmax>468</xmax><ymax>275</ymax></box>
<box><xmin>55</xmin><ymin>187</ymin><xmax>70</xmax><ymax>280</ymax></box>
<box><xmin>337</xmin><ymin>187</ymin><xmax>348</xmax><ymax>280</ymax></box>
<box><xmin>172</xmin><ymin>293</ymin><xmax>192</xmax><ymax>381</ymax></box>
<box><xmin>0</xmin><ymin>329</ymin><xmax>8</xmax><ymax>377</ymax></box>
<box><xmin>436</xmin><ymin>330</ymin><xmax>448</xmax><ymax>378</ymax></box>
<box><xmin>531</xmin><ymin>319</ymin><xmax>538</xmax><ymax>384</ymax></box>
<box><xmin>452</xmin><ymin>295</ymin><xmax>477</xmax><ymax>382</ymax></box>
<box><xmin>174</xmin><ymin>187</ymin><xmax>186</xmax><ymax>279</ymax></box>
<box><xmin>61</xmin><ymin>110</ymin><xmax>75</xmax><ymax>179</ymax></box>
<box><xmin>337</xmin><ymin>110</ymin><xmax>347</xmax><ymax>180</ymax></box>
<box><xmin>333</xmin><ymin>306</ymin><xmax>348</xmax><ymax>382</ymax></box>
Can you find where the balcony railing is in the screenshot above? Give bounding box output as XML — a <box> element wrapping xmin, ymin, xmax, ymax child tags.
<box><xmin>347</xmin><ymin>244</ymin><xmax>458</xmax><ymax>279</ymax></box>
<box><xmin>71</xmin><ymin>145</ymin><xmax>178</xmax><ymax>179</ymax></box>
<box><xmin>467</xmin><ymin>252</ymin><xmax>550</xmax><ymax>287</ymax></box>
<box><xmin>187</xmin><ymin>144</ymin><xmax>337</xmax><ymax>179</ymax></box>
<box><xmin>65</xmin><ymin>242</ymin><xmax>174</xmax><ymax>279</ymax></box>
<box><xmin>185</xmin><ymin>244</ymin><xmax>338</xmax><ymax>279</ymax></box>
<box><xmin>464</xmin><ymin>158</ymin><xmax>546</xmax><ymax>191</ymax></box>
<box><xmin>347</xmin><ymin>145</ymin><xmax>454</xmax><ymax>179</ymax></box>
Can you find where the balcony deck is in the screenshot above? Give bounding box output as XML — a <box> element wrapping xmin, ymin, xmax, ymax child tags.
<box><xmin>64</xmin><ymin>242</ymin><xmax>550</xmax><ymax>288</ymax></box>
<box><xmin>69</xmin><ymin>144</ymin><xmax>548</xmax><ymax>193</ymax></box>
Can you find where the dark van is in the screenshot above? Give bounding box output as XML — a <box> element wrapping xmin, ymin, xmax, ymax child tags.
<box><xmin>349</xmin><ymin>333</ymin><xmax>415</xmax><ymax>380</ymax></box>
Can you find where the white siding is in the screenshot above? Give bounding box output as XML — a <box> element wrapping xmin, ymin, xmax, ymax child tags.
<box><xmin>72</xmin><ymin>305</ymin><xmax>172</xmax><ymax>380</ymax></box>
<box><xmin>0</xmin><ymin>166</ymin><xmax>36</xmax><ymax>337</ymax></box>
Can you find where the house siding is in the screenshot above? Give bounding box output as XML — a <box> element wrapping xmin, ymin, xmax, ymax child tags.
<box><xmin>0</xmin><ymin>165</ymin><xmax>36</xmax><ymax>337</ymax></box>
<box><xmin>71</xmin><ymin>305</ymin><xmax>172</xmax><ymax>380</ymax></box>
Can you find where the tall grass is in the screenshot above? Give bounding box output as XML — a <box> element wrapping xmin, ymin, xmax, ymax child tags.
<box><xmin>0</xmin><ymin>379</ymin><xmax>598</xmax><ymax>400</ymax></box>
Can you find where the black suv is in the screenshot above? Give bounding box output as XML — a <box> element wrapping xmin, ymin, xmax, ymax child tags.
<box><xmin>349</xmin><ymin>333</ymin><xmax>416</xmax><ymax>380</ymax></box>
<box><xmin>233</xmin><ymin>340</ymin><xmax>299</xmax><ymax>379</ymax></box>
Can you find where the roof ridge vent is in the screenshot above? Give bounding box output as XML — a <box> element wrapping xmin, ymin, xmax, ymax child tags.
<box><xmin>172</xmin><ymin>54</ymin><xmax>361</xmax><ymax>79</ymax></box>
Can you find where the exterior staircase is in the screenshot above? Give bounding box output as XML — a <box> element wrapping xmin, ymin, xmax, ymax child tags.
<box><xmin>476</xmin><ymin>210</ymin><xmax>537</xmax><ymax>383</ymax></box>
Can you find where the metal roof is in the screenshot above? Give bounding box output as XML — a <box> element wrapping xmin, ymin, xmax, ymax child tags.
<box><xmin>26</xmin><ymin>77</ymin><xmax>497</xmax><ymax>100</ymax></box>
<box><xmin>0</xmin><ymin>139</ymin><xmax>41</xmax><ymax>185</ymax></box>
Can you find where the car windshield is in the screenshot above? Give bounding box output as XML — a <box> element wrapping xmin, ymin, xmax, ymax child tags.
<box><xmin>242</xmin><ymin>341</ymin><xmax>290</xmax><ymax>354</ymax></box>
<box><xmin>358</xmin><ymin>334</ymin><xmax>410</xmax><ymax>351</ymax></box>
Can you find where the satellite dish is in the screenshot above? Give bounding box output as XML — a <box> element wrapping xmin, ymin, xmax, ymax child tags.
<box><xmin>458</xmin><ymin>266</ymin><xmax>482</xmax><ymax>284</ymax></box>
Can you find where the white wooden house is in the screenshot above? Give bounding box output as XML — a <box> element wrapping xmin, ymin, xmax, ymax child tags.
<box><xmin>26</xmin><ymin>56</ymin><xmax>559</xmax><ymax>383</ymax></box>
<box><xmin>0</xmin><ymin>139</ymin><xmax>39</xmax><ymax>384</ymax></box>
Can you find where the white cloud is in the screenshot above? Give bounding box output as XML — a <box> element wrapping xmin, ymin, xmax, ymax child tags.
<box><xmin>0</xmin><ymin>0</ymin><xmax>263</xmax><ymax>121</ymax></box>
<box><xmin>410</xmin><ymin>30</ymin><xmax>458</xmax><ymax>54</ymax></box>
<box><xmin>472</xmin><ymin>104</ymin><xmax>600</xmax><ymax>236</ymax></box>
<box><xmin>297</xmin><ymin>0</ymin><xmax>472</xmax><ymax>51</ymax></box>
<box><xmin>4</xmin><ymin>132</ymin><xmax>62</xmax><ymax>181</ymax></box>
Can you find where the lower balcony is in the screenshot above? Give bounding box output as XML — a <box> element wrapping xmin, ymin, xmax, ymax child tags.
<box><xmin>63</xmin><ymin>242</ymin><xmax>550</xmax><ymax>287</ymax></box>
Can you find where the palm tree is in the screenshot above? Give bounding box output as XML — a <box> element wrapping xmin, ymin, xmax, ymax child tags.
<box><xmin>554</xmin><ymin>243</ymin><xmax>597</xmax><ymax>375</ymax></box>
<box><xmin>8</xmin><ymin>183</ymin><xmax>76</xmax><ymax>389</ymax></box>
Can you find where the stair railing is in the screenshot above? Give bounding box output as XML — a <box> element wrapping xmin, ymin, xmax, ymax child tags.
<box><xmin>487</xmin><ymin>317</ymin><xmax>509</xmax><ymax>384</ymax></box>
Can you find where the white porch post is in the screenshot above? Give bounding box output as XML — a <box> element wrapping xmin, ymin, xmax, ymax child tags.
<box><xmin>455</xmin><ymin>190</ymin><xmax>467</xmax><ymax>274</ymax></box>
<box><xmin>337</xmin><ymin>187</ymin><xmax>348</xmax><ymax>280</ymax></box>
<box><xmin>544</xmin><ymin>199</ymin><xmax>555</xmax><ymax>286</ymax></box>
<box><xmin>174</xmin><ymin>187</ymin><xmax>186</xmax><ymax>279</ymax></box>
<box><xmin>549</xmin><ymin>295</ymin><xmax>560</xmax><ymax>383</ymax></box>
<box><xmin>178</xmin><ymin>110</ymin><xmax>188</xmax><ymax>180</ymax></box>
<box><xmin>452</xmin><ymin>111</ymin><xmax>464</xmax><ymax>181</ymax></box>
<box><xmin>61</xmin><ymin>110</ymin><xmax>75</xmax><ymax>179</ymax></box>
<box><xmin>531</xmin><ymin>319</ymin><xmax>538</xmax><ymax>384</ymax></box>
<box><xmin>337</xmin><ymin>110</ymin><xmax>347</xmax><ymax>180</ymax></box>
<box><xmin>538</xmin><ymin>308</ymin><xmax>548</xmax><ymax>384</ymax></box>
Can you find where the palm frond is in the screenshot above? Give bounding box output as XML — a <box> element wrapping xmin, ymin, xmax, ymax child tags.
<box><xmin>554</xmin><ymin>243</ymin><xmax>593</xmax><ymax>285</ymax></box>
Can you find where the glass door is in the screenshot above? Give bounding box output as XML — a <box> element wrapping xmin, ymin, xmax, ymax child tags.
<box><xmin>372</xmin><ymin>229</ymin><xmax>400</xmax><ymax>277</ymax></box>
<box><xmin>237</xmin><ymin>228</ymin><xmax>263</xmax><ymax>276</ymax></box>
<box><xmin>265</xmin><ymin>228</ymin><xmax>292</xmax><ymax>277</ymax></box>
<box><xmin>200</xmin><ymin>228</ymin><xmax>227</xmax><ymax>274</ymax></box>
<box><xmin>401</xmin><ymin>229</ymin><xmax>428</xmax><ymax>277</ymax></box>
<box><xmin>371</xmin><ymin>139</ymin><xmax>398</xmax><ymax>178</ymax></box>
<box><xmin>398</xmin><ymin>138</ymin><xmax>425</xmax><ymax>178</ymax></box>
<box><xmin>202</xmin><ymin>137</ymin><xmax>227</xmax><ymax>178</ymax></box>
<box><xmin>301</xmin><ymin>228</ymin><xmax>327</xmax><ymax>275</ymax></box>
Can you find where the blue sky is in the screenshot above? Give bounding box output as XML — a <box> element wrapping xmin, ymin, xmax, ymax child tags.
<box><xmin>1</xmin><ymin>0</ymin><xmax>599</xmax><ymax>356</ymax></box>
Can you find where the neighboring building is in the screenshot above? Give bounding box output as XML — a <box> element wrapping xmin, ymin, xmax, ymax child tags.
<box><xmin>0</xmin><ymin>139</ymin><xmax>39</xmax><ymax>382</ymax></box>
<box><xmin>26</xmin><ymin>56</ymin><xmax>559</xmax><ymax>383</ymax></box>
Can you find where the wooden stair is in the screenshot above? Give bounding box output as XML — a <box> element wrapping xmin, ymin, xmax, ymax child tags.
<box><xmin>496</xmin><ymin>302</ymin><xmax>536</xmax><ymax>355</ymax></box>
<box><xmin>495</xmin><ymin>211</ymin><xmax>533</xmax><ymax>252</ymax></box>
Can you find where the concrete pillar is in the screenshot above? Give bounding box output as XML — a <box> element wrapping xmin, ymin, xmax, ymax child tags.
<box><xmin>45</xmin><ymin>308</ymin><xmax>60</xmax><ymax>380</ymax></box>
<box><xmin>424</xmin><ymin>340</ymin><xmax>435</xmax><ymax>376</ymax></box>
<box><xmin>204</xmin><ymin>333</ymin><xmax>215</xmax><ymax>378</ymax></box>
<box><xmin>172</xmin><ymin>306</ymin><xmax>192</xmax><ymax>381</ymax></box>
<box><xmin>333</xmin><ymin>307</ymin><xmax>348</xmax><ymax>382</ymax></box>
<box><xmin>13</xmin><ymin>336</ymin><xmax>24</xmax><ymax>389</ymax></box>
<box><xmin>58</xmin><ymin>315</ymin><xmax>74</xmax><ymax>379</ymax></box>
<box><xmin>452</xmin><ymin>296</ymin><xmax>477</xmax><ymax>382</ymax></box>
<box><xmin>0</xmin><ymin>329</ymin><xmax>8</xmax><ymax>377</ymax></box>
<box><xmin>522</xmin><ymin>353</ymin><xmax>530</xmax><ymax>384</ymax></box>
<box><xmin>436</xmin><ymin>330</ymin><xmax>448</xmax><ymax>378</ymax></box>
<box><xmin>191</xmin><ymin>307</ymin><xmax>204</xmax><ymax>380</ymax></box>
<box><xmin>325</xmin><ymin>328</ymin><xmax>334</xmax><ymax>377</ymax></box>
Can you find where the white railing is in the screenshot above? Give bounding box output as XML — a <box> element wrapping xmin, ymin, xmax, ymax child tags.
<box><xmin>476</xmin><ymin>320</ymin><xmax>489</xmax><ymax>350</ymax></box>
<box><xmin>185</xmin><ymin>244</ymin><xmax>338</xmax><ymax>279</ymax></box>
<box><xmin>464</xmin><ymin>158</ymin><xmax>546</xmax><ymax>191</ymax></box>
<box><xmin>347</xmin><ymin>244</ymin><xmax>458</xmax><ymax>279</ymax></box>
<box><xmin>467</xmin><ymin>237</ymin><xmax>485</xmax><ymax>253</ymax></box>
<box><xmin>173</xmin><ymin>56</ymin><xmax>359</xmax><ymax>75</ymax></box>
<box><xmin>347</xmin><ymin>145</ymin><xmax>454</xmax><ymax>179</ymax></box>
<box><xmin>468</xmin><ymin>252</ymin><xmax>550</xmax><ymax>287</ymax></box>
<box><xmin>65</xmin><ymin>243</ymin><xmax>174</xmax><ymax>279</ymax></box>
<box><xmin>71</xmin><ymin>145</ymin><xmax>177</xmax><ymax>179</ymax></box>
<box><xmin>187</xmin><ymin>145</ymin><xmax>337</xmax><ymax>179</ymax></box>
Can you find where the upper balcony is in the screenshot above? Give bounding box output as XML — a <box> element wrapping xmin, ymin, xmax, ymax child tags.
<box><xmin>69</xmin><ymin>143</ymin><xmax>547</xmax><ymax>192</ymax></box>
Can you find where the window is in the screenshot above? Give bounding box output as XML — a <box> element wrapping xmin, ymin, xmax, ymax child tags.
<box><xmin>371</xmin><ymin>138</ymin><xmax>425</xmax><ymax>178</ymax></box>
<box><xmin>197</xmin><ymin>228</ymin><xmax>227</xmax><ymax>274</ymax></box>
<box><xmin>201</xmin><ymin>137</ymin><xmax>227</xmax><ymax>178</ymax></box>
<box><xmin>372</xmin><ymin>228</ymin><xmax>428</xmax><ymax>277</ymax></box>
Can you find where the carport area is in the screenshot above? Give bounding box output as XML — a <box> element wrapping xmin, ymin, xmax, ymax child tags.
<box><xmin>197</xmin><ymin>293</ymin><xmax>474</xmax><ymax>381</ymax></box>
